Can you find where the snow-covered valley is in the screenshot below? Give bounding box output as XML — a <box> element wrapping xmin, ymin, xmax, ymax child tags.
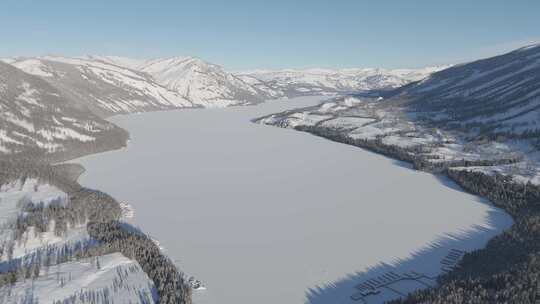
<box><xmin>75</xmin><ymin>96</ymin><xmax>512</xmax><ymax>304</ymax></box>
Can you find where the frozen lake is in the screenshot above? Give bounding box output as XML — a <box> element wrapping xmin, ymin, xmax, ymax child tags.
<box><xmin>76</xmin><ymin>96</ymin><xmax>512</xmax><ymax>304</ymax></box>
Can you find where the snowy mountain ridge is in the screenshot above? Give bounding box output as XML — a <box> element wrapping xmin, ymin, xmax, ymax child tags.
<box><xmin>236</xmin><ymin>65</ymin><xmax>450</xmax><ymax>97</ymax></box>
<box><xmin>4</xmin><ymin>55</ymin><xmax>446</xmax><ymax>111</ymax></box>
<box><xmin>138</xmin><ymin>56</ymin><xmax>267</xmax><ymax>107</ymax></box>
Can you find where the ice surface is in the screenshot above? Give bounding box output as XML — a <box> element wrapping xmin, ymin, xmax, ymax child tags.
<box><xmin>76</xmin><ymin>96</ymin><xmax>512</xmax><ymax>304</ymax></box>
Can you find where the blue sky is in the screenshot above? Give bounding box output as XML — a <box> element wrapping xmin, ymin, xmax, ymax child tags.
<box><xmin>1</xmin><ymin>0</ymin><xmax>539</xmax><ymax>70</ymax></box>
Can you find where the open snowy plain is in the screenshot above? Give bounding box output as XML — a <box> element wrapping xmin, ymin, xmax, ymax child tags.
<box><xmin>76</xmin><ymin>96</ymin><xmax>513</xmax><ymax>304</ymax></box>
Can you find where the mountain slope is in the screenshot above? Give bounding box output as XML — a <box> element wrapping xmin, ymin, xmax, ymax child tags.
<box><xmin>10</xmin><ymin>56</ymin><xmax>194</xmax><ymax>117</ymax></box>
<box><xmin>0</xmin><ymin>252</ymin><xmax>157</xmax><ymax>304</ymax></box>
<box><xmin>9</xmin><ymin>55</ymin><xmax>273</xmax><ymax>111</ymax></box>
<box><xmin>138</xmin><ymin>56</ymin><xmax>268</xmax><ymax>107</ymax></box>
<box><xmin>0</xmin><ymin>61</ymin><xmax>128</xmax><ymax>160</ymax></box>
<box><xmin>238</xmin><ymin>66</ymin><xmax>448</xmax><ymax>97</ymax></box>
<box><xmin>395</xmin><ymin>44</ymin><xmax>540</xmax><ymax>138</ymax></box>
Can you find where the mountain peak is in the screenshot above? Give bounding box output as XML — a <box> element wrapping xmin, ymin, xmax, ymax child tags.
<box><xmin>138</xmin><ymin>56</ymin><xmax>263</xmax><ymax>107</ymax></box>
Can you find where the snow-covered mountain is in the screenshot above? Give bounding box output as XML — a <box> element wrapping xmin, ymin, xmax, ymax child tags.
<box><xmin>394</xmin><ymin>43</ymin><xmax>540</xmax><ymax>137</ymax></box>
<box><xmin>0</xmin><ymin>61</ymin><xmax>128</xmax><ymax>160</ymax></box>
<box><xmin>237</xmin><ymin>66</ymin><xmax>449</xmax><ymax>97</ymax></box>
<box><xmin>4</xmin><ymin>55</ymin><xmax>448</xmax><ymax>117</ymax></box>
<box><xmin>138</xmin><ymin>57</ymin><xmax>269</xmax><ymax>107</ymax></box>
<box><xmin>9</xmin><ymin>56</ymin><xmax>194</xmax><ymax>117</ymax></box>
<box><xmin>7</xmin><ymin>55</ymin><xmax>274</xmax><ymax>112</ymax></box>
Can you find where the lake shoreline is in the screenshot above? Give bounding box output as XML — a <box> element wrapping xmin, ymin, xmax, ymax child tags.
<box><xmin>73</xmin><ymin>96</ymin><xmax>514</xmax><ymax>304</ymax></box>
<box><xmin>256</xmin><ymin>110</ymin><xmax>538</xmax><ymax>303</ymax></box>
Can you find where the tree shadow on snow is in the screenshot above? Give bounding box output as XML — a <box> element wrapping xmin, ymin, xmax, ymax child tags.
<box><xmin>304</xmin><ymin>178</ymin><xmax>513</xmax><ymax>304</ymax></box>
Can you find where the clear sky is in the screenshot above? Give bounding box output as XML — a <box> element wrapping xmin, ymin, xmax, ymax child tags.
<box><xmin>1</xmin><ymin>0</ymin><xmax>539</xmax><ymax>70</ymax></box>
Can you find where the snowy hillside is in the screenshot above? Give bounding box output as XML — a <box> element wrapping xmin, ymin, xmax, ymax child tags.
<box><xmin>0</xmin><ymin>178</ymin><xmax>90</xmax><ymax>262</ymax></box>
<box><xmin>238</xmin><ymin>66</ymin><xmax>449</xmax><ymax>97</ymax></box>
<box><xmin>138</xmin><ymin>57</ymin><xmax>268</xmax><ymax>107</ymax></box>
<box><xmin>0</xmin><ymin>178</ymin><xmax>68</xmax><ymax>230</ymax></box>
<box><xmin>256</xmin><ymin>96</ymin><xmax>523</xmax><ymax>169</ymax></box>
<box><xmin>0</xmin><ymin>61</ymin><xmax>128</xmax><ymax>160</ymax></box>
<box><xmin>9</xmin><ymin>56</ymin><xmax>194</xmax><ymax>117</ymax></box>
<box><xmin>395</xmin><ymin>44</ymin><xmax>540</xmax><ymax>137</ymax></box>
<box><xmin>0</xmin><ymin>253</ymin><xmax>156</xmax><ymax>304</ymax></box>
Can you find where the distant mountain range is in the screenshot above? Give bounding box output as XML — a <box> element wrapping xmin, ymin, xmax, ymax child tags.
<box><xmin>238</xmin><ymin>66</ymin><xmax>449</xmax><ymax>97</ymax></box>
<box><xmin>2</xmin><ymin>55</ymin><xmax>443</xmax><ymax>115</ymax></box>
